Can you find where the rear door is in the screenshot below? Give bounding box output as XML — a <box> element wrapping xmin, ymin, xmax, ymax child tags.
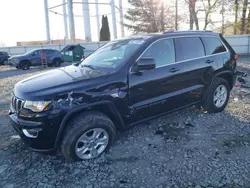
<box><xmin>44</xmin><ymin>50</ymin><xmax>53</xmax><ymax>64</ymax></box>
<box><xmin>202</xmin><ymin>36</ymin><xmax>228</xmax><ymax>69</ymax></box>
<box><xmin>172</xmin><ymin>36</ymin><xmax>218</xmax><ymax>106</ymax></box>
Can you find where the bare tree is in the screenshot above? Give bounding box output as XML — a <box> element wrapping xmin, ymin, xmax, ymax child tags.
<box><xmin>160</xmin><ymin>1</ymin><xmax>165</xmax><ymax>32</ymax></box>
<box><xmin>234</xmin><ymin>0</ymin><xmax>239</xmax><ymax>34</ymax></box>
<box><xmin>241</xmin><ymin>0</ymin><xmax>248</xmax><ymax>34</ymax></box>
<box><xmin>185</xmin><ymin>0</ymin><xmax>200</xmax><ymax>30</ymax></box>
<box><xmin>125</xmin><ymin>0</ymin><xmax>176</xmax><ymax>33</ymax></box>
<box><xmin>201</xmin><ymin>0</ymin><xmax>220</xmax><ymax>30</ymax></box>
<box><xmin>247</xmin><ymin>7</ymin><xmax>250</xmax><ymax>34</ymax></box>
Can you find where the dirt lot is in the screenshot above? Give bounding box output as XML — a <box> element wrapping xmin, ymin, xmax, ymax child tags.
<box><xmin>1</xmin><ymin>62</ymin><xmax>250</xmax><ymax>188</ymax></box>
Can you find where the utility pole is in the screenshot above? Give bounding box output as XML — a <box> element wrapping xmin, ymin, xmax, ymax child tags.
<box><xmin>44</xmin><ymin>0</ymin><xmax>51</xmax><ymax>43</ymax></box>
<box><xmin>82</xmin><ymin>0</ymin><xmax>92</xmax><ymax>41</ymax></box>
<box><xmin>63</xmin><ymin>0</ymin><xmax>68</xmax><ymax>42</ymax></box>
<box><xmin>110</xmin><ymin>0</ymin><xmax>117</xmax><ymax>39</ymax></box>
<box><xmin>67</xmin><ymin>0</ymin><xmax>76</xmax><ymax>42</ymax></box>
<box><xmin>119</xmin><ymin>0</ymin><xmax>125</xmax><ymax>37</ymax></box>
<box><xmin>221</xmin><ymin>0</ymin><xmax>225</xmax><ymax>35</ymax></box>
<box><xmin>95</xmin><ymin>0</ymin><xmax>100</xmax><ymax>40</ymax></box>
<box><xmin>175</xmin><ymin>0</ymin><xmax>178</xmax><ymax>30</ymax></box>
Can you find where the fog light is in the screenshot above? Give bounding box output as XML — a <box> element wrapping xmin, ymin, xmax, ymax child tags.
<box><xmin>22</xmin><ymin>129</ymin><xmax>41</xmax><ymax>138</ymax></box>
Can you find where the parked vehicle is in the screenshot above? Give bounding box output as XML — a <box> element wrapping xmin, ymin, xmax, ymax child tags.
<box><xmin>9</xmin><ymin>31</ymin><xmax>238</xmax><ymax>161</ymax></box>
<box><xmin>0</xmin><ymin>51</ymin><xmax>10</xmax><ymax>65</ymax></box>
<box><xmin>8</xmin><ymin>49</ymin><xmax>64</xmax><ymax>70</ymax></box>
<box><xmin>61</xmin><ymin>44</ymin><xmax>85</xmax><ymax>62</ymax></box>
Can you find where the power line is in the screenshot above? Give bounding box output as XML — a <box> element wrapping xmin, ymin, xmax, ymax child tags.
<box><xmin>49</xmin><ymin>10</ymin><xmax>120</xmax><ymax>18</ymax></box>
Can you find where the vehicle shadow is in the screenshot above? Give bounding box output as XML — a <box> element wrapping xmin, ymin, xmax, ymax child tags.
<box><xmin>1</xmin><ymin>107</ymin><xmax>250</xmax><ymax>187</ymax></box>
<box><xmin>0</xmin><ymin>64</ymin><xmax>70</xmax><ymax>79</ymax></box>
<box><xmin>0</xmin><ymin>67</ymin><xmax>50</xmax><ymax>79</ymax></box>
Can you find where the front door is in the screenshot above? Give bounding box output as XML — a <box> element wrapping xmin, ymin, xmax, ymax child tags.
<box><xmin>30</xmin><ymin>50</ymin><xmax>41</xmax><ymax>65</ymax></box>
<box><xmin>128</xmin><ymin>38</ymin><xmax>178</xmax><ymax>123</ymax></box>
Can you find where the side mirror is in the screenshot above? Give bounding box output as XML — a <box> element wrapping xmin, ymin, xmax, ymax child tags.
<box><xmin>136</xmin><ymin>58</ymin><xmax>156</xmax><ymax>72</ymax></box>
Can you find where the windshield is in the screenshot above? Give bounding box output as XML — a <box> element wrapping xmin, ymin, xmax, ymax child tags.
<box><xmin>80</xmin><ymin>39</ymin><xmax>145</xmax><ymax>70</ymax></box>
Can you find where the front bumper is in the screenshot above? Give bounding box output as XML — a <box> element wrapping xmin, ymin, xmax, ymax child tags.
<box><xmin>8</xmin><ymin>60</ymin><xmax>19</xmax><ymax>67</ymax></box>
<box><xmin>9</xmin><ymin>109</ymin><xmax>64</xmax><ymax>153</ymax></box>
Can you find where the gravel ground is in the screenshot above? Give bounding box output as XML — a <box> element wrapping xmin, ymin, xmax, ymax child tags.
<box><xmin>1</xmin><ymin>62</ymin><xmax>250</xmax><ymax>188</ymax></box>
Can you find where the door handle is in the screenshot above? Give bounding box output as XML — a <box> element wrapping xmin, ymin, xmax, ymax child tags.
<box><xmin>205</xmin><ymin>59</ymin><xmax>214</xmax><ymax>64</ymax></box>
<box><xmin>169</xmin><ymin>68</ymin><xmax>180</xmax><ymax>73</ymax></box>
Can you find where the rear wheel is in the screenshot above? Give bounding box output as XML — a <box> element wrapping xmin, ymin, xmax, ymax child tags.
<box><xmin>203</xmin><ymin>77</ymin><xmax>230</xmax><ymax>113</ymax></box>
<box><xmin>21</xmin><ymin>61</ymin><xmax>30</xmax><ymax>70</ymax></box>
<box><xmin>60</xmin><ymin>111</ymin><xmax>116</xmax><ymax>161</ymax></box>
<box><xmin>53</xmin><ymin>59</ymin><xmax>62</xmax><ymax>67</ymax></box>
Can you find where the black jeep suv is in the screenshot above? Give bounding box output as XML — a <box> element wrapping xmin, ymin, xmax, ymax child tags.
<box><xmin>9</xmin><ymin>31</ymin><xmax>237</xmax><ymax>161</ymax></box>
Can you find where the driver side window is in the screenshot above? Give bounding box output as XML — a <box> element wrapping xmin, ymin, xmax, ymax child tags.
<box><xmin>141</xmin><ymin>39</ymin><xmax>175</xmax><ymax>67</ymax></box>
<box><xmin>33</xmin><ymin>50</ymin><xmax>39</xmax><ymax>55</ymax></box>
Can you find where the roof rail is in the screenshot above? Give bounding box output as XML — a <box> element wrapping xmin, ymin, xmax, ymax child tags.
<box><xmin>162</xmin><ymin>30</ymin><xmax>213</xmax><ymax>34</ymax></box>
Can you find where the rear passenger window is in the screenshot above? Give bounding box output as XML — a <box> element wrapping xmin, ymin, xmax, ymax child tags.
<box><xmin>141</xmin><ymin>39</ymin><xmax>175</xmax><ymax>67</ymax></box>
<box><xmin>175</xmin><ymin>37</ymin><xmax>205</xmax><ymax>62</ymax></box>
<box><xmin>44</xmin><ymin>50</ymin><xmax>52</xmax><ymax>54</ymax></box>
<box><xmin>203</xmin><ymin>37</ymin><xmax>227</xmax><ymax>55</ymax></box>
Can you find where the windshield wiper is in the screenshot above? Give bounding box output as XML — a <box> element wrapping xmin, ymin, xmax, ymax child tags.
<box><xmin>81</xmin><ymin>64</ymin><xmax>96</xmax><ymax>70</ymax></box>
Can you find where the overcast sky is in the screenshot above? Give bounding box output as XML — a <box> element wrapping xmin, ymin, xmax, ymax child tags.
<box><xmin>0</xmin><ymin>0</ymin><xmax>130</xmax><ymax>46</ymax></box>
<box><xmin>0</xmin><ymin>0</ymin><xmax>228</xmax><ymax>46</ymax></box>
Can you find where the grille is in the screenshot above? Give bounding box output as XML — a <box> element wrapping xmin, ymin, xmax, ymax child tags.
<box><xmin>11</xmin><ymin>96</ymin><xmax>24</xmax><ymax>113</ymax></box>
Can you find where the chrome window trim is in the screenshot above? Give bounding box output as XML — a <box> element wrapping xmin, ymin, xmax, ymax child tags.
<box><xmin>129</xmin><ymin>35</ymin><xmax>229</xmax><ymax>74</ymax></box>
<box><xmin>202</xmin><ymin>35</ymin><xmax>229</xmax><ymax>54</ymax></box>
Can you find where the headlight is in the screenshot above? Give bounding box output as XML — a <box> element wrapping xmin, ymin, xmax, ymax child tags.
<box><xmin>11</xmin><ymin>58</ymin><xmax>18</xmax><ymax>62</ymax></box>
<box><xmin>23</xmin><ymin>101</ymin><xmax>51</xmax><ymax>112</ymax></box>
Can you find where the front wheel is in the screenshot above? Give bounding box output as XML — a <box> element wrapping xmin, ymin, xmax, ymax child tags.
<box><xmin>21</xmin><ymin>61</ymin><xmax>30</xmax><ymax>70</ymax></box>
<box><xmin>203</xmin><ymin>77</ymin><xmax>230</xmax><ymax>113</ymax></box>
<box><xmin>60</xmin><ymin>111</ymin><xmax>116</xmax><ymax>161</ymax></box>
<box><xmin>3</xmin><ymin>59</ymin><xmax>8</xmax><ymax>65</ymax></box>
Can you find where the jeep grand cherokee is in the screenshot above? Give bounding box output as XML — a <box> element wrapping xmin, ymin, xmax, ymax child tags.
<box><xmin>9</xmin><ymin>31</ymin><xmax>237</xmax><ymax>161</ymax></box>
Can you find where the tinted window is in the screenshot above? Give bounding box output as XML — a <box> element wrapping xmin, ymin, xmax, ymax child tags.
<box><xmin>44</xmin><ymin>50</ymin><xmax>52</xmax><ymax>54</ymax></box>
<box><xmin>33</xmin><ymin>50</ymin><xmax>40</xmax><ymax>55</ymax></box>
<box><xmin>141</xmin><ymin>39</ymin><xmax>175</xmax><ymax>67</ymax></box>
<box><xmin>203</xmin><ymin>37</ymin><xmax>227</xmax><ymax>55</ymax></box>
<box><xmin>175</xmin><ymin>37</ymin><xmax>205</xmax><ymax>62</ymax></box>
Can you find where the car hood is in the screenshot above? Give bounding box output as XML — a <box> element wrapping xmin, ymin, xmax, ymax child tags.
<box><xmin>14</xmin><ymin>65</ymin><xmax>108</xmax><ymax>100</ymax></box>
<box><xmin>9</xmin><ymin>55</ymin><xmax>23</xmax><ymax>59</ymax></box>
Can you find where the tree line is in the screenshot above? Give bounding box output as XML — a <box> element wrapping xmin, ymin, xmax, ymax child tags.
<box><xmin>124</xmin><ymin>0</ymin><xmax>250</xmax><ymax>35</ymax></box>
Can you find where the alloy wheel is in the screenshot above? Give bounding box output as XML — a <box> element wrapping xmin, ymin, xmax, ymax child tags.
<box><xmin>75</xmin><ymin>128</ymin><xmax>109</xmax><ymax>160</ymax></box>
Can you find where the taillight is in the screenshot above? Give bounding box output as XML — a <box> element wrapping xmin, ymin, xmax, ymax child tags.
<box><xmin>234</xmin><ymin>54</ymin><xmax>239</xmax><ymax>61</ymax></box>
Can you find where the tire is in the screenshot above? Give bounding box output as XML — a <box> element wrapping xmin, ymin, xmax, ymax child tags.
<box><xmin>60</xmin><ymin>111</ymin><xmax>116</xmax><ymax>161</ymax></box>
<box><xmin>21</xmin><ymin>61</ymin><xmax>30</xmax><ymax>70</ymax></box>
<box><xmin>203</xmin><ymin>77</ymin><xmax>230</xmax><ymax>113</ymax></box>
<box><xmin>3</xmin><ymin>59</ymin><xmax>8</xmax><ymax>65</ymax></box>
<box><xmin>53</xmin><ymin>59</ymin><xmax>62</xmax><ymax>67</ymax></box>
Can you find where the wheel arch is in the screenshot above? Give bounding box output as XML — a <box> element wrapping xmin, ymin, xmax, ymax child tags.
<box><xmin>203</xmin><ymin>71</ymin><xmax>234</xmax><ymax>101</ymax></box>
<box><xmin>54</xmin><ymin>101</ymin><xmax>125</xmax><ymax>148</ymax></box>
<box><xmin>213</xmin><ymin>71</ymin><xmax>234</xmax><ymax>89</ymax></box>
<box><xmin>53</xmin><ymin>57</ymin><xmax>62</xmax><ymax>63</ymax></box>
<box><xmin>20</xmin><ymin>59</ymin><xmax>31</xmax><ymax>65</ymax></box>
